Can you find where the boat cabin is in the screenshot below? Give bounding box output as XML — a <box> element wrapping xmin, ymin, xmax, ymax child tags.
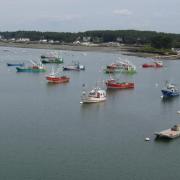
<box><xmin>89</xmin><ymin>88</ymin><xmax>106</xmax><ymax>98</ymax></box>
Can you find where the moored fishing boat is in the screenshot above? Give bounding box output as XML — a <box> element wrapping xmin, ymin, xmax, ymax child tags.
<box><xmin>63</xmin><ymin>62</ymin><xmax>85</xmax><ymax>71</ymax></box>
<box><xmin>142</xmin><ymin>61</ymin><xmax>163</xmax><ymax>68</ymax></box>
<box><xmin>46</xmin><ymin>75</ymin><xmax>69</xmax><ymax>83</ymax></box>
<box><xmin>104</xmin><ymin>62</ymin><xmax>122</xmax><ymax>74</ymax></box>
<box><xmin>105</xmin><ymin>78</ymin><xmax>134</xmax><ymax>89</ymax></box>
<box><xmin>63</xmin><ymin>65</ymin><xmax>80</xmax><ymax>71</ymax></box>
<box><xmin>41</xmin><ymin>52</ymin><xmax>64</xmax><ymax>64</ymax></box>
<box><xmin>41</xmin><ymin>57</ymin><xmax>64</xmax><ymax>64</ymax></box>
<box><xmin>16</xmin><ymin>61</ymin><xmax>46</xmax><ymax>73</ymax></box>
<box><xmin>46</xmin><ymin>68</ymin><xmax>70</xmax><ymax>83</ymax></box>
<box><xmin>81</xmin><ymin>86</ymin><xmax>106</xmax><ymax>103</ymax></box>
<box><xmin>161</xmin><ymin>82</ymin><xmax>180</xmax><ymax>98</ymax></box>
<box><xmin>7</xmin><ymin>63</ymin><xmax>24</xmax><ymax>67</ymax></box>
<box><xmin>104</xmin><ymin>60</ymin><xmax>136</xmax><ymax>74</ymax></box>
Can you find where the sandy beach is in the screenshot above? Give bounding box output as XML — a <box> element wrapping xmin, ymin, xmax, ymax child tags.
<box><xmin>0</xmin><ymin>41</ymin><xmax>179</xmax><ymax>59</ymax></box>
<box><xmin>0</xmin><ymin>41</ymin><xmax>125</xmax><ymax>52</ymax></box>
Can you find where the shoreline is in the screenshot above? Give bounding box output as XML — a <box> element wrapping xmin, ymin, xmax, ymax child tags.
<box><xmin>0</xmin><ymin>41</ymin><xmax>180</xmax><ymax>59</ymax></box>
<box><xmin>0</xmin><ymin>41</ymin><xmax>125</xmax><ymax>53</ymax></box>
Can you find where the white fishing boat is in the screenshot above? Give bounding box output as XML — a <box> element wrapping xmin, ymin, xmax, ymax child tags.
<box><xmin>81</xmin><ymin>86</ymin><xmax>106</xmax><ymax>103</ymax></box>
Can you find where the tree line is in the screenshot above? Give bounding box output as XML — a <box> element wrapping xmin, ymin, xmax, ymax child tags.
<box><xmin>0</xmin><ymin>30</ymin><xmax>180</xmax><ymax>49</ymax></box>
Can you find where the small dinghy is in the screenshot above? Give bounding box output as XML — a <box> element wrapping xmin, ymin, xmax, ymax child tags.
<box><xmin>7</xmin><ymin>63</ymin><xmax>24</xmax><ymax>67</ymax></box>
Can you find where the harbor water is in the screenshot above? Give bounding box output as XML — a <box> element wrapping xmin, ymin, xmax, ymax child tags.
<box><xmin>0</xmin><ymin>46</ymin><xmax>180</xmax><ymax>180</ymax></box>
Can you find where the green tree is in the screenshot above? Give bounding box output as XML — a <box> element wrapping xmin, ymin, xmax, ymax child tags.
<box><xmin>151</xmin><ymin>35</ymin><xmax>174</xmax><ymax>49</ymax></box>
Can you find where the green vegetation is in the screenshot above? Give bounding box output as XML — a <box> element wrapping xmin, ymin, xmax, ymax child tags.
<box><xmin>0</xmin><ymin>30</ymin><xmax>180</xmax><ymax>51</ymax></box>
<box><xmin>151</xmin><ymin>35</ymin><xmax>174</xmax><ymax>49</ymax></box>
<box><xmin>136</xmin><ymin>45</ymin><xmax>177</xmax><ymax>55</ymax></box>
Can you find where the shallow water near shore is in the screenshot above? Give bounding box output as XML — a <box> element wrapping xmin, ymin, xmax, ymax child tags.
<box><xmin>0</xmin><ymin>46</ymin><xmax>180</xmax><ymax>180</ymax></box>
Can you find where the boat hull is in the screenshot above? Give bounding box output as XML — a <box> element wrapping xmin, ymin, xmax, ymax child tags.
<box><xmin>41</xmin><ymin>59</ymin><xmax>63</xmax><ymax>64</ymax></box>
<box><xmin>7</xmin><ymin>63</ymin><xmax>24</xmax><ymax>67</ymax></box>
<box><xmin>16</xmin><ymin>67</ymin><xmax>46</xmax><ymax>73</ymax></box>
<box><xmin>81</xmin><ymin>97</ymin><xmax>106</xmax><ymax>103</ymax></box>
<box><xmin>106</xmin><ymin>82</ymin><xmax>134</xmax><ymax>89</ymax></box>
<box><xmin>142</xmin><ymin>63</ymin><xmax>163</xmax><ymax>68</ymax></box>
<box><xmin>161</xmin><ymin>90</ymin><xmax>180</xmax><ymax>97</ymax></box>
<box><xmin>46</xmin><ymin>76</ymin><xmax>70</xmax><ymax>83</ymax></box>
<box><xmin>63</xmin><ymin>67</ymin><xmax>80</xmax><ymax>71</ymax></box>
<box><xmin>142</xmin><ymin>64</ymin><xmax>156</xmax><ymax>68</ymax></box>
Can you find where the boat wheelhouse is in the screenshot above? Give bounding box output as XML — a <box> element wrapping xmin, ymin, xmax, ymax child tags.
<box><xmin>81</xmin><ymin>87</ymin><xmax>106</xmax><ymax>103</ymax></box>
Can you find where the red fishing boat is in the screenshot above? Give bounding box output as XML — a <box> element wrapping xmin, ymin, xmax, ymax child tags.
<box><xmin>142</xmin><ymin>61</ymin><xmax>163</xmax><ymax>68</ymax></box>
<box><xmin>46</xmin><ymin>75</ymin><xmax>69</xmax><ymax>83</ymax></box>
<box><xmin>46</xmin><ymin>68</ymin><xmax>70</xmax><ymax>83</ymax></box>
<box><xmin>105</xmin><ymin>79</ymin><xmax>134</xmax><ymax>89</ymax></box>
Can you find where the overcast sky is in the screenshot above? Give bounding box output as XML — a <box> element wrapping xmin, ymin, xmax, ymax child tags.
<box><xmin>0</xmin><ymin>0</ymin><xmax>179</xmax><ymax>33</ymax></box>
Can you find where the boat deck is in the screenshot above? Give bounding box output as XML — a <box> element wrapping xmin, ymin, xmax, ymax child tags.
<box><xmin>155</xmin><ymin>128</ymin><xmax>180</xmax><ymax>139</ymax></box>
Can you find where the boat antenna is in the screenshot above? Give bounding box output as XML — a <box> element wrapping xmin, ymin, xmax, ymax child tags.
<box><xmin>30</xmin><ymin>60</ymin><xmax>37</xmax><ymax>66</ymax></box>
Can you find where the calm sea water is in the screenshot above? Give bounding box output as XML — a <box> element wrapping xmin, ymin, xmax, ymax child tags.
<box><xmin>0</xmin><ymin>46</ymin><xmax>180</xmax><ymax>180</ymax></box>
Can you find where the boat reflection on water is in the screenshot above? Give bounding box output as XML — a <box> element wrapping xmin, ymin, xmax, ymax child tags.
<box><xmin>106</xmin><ymin>88</ymin><xmax>123</xmax><ymax>96</ymax></box>
<box><xmin>80</xmin><ymin>100</ymin><xmax>106</xmax><ymax>118</ymax></box>
<box><xmin>106</xmin><ymin>87</ymin><xmax>134</xmax><ymax>99</ymax></box>
<box><xmin>161</xmin><ymin>95</ymin><xmax>179</xmax><ymax>104</ymax></box>
<box><xmin>46</xmin><ymin>81</ymin><xmax>69</xmax><ymax>88</ymax></box>
<box><xmin>154</xmin><ymin>136</ymin><xmax>172</xmax><ymax>143</ymax></box>
<box><xmin>46</xmin><ymin>80</ymin><xmax>69</xmax><ymax>94</ymax></box>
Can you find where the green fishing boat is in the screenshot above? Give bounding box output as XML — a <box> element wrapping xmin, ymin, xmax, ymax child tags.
<box><xmin>104</xmin><ymin>60</ymin><xmax>136</xmax><ymax>74</ymax></box>
<box><xmin>41</xmin><ymin>57</ymin><xmax>64</xmax><ymax>64</ymax></box>
<box><xmin>16</xmin><ymin>61</ymin><xmax>46</xmax><ymax>73</ymax></box>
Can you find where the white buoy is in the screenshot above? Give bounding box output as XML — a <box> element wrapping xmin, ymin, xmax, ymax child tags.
<box><xmin>145</xmin><ymin>137</ymin><xmax>150</xmax><ymax>141</ymax></box>
<box><xmin>161</xmin><ymin>95</ymin><xmax>164</xmax><ymax>98</ymax></box>
<box><xmin>80</xmin><ymin>102</ymin><xmax>83</xmax><ymax>104</ymax></box>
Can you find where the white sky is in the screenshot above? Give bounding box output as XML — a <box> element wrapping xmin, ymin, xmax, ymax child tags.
<box><xmin>0</xmin><ymin>0</ymin><xmax>179</xmax><ymax>33</ymax></box>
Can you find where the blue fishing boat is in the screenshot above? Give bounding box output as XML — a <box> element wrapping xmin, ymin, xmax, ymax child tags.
<box><xmin>7</xmin><ymin>63</ymin><xmax>24</xmax><ymax>67</ymax></box>
<box><xmin>161</xmin><ymin>82</ymin><xmax>180</xmax><ymax>98</ymax></box>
